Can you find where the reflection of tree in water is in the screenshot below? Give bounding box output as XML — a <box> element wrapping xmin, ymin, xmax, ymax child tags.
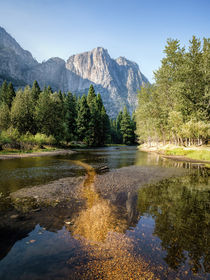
<box><xmin>137</xmin><ymin>171</ymin><xmax>210</xmax><ymax>274</ymax></box>
<box><xmin>67</xmin><ymin>160</ymin><xmax>157</xmax><ymax>279</ymax></box>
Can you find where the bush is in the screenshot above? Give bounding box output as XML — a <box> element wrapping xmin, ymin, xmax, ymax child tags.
<box><xmin>34</xmin><ymin>133</ymin><xmax>55</xmax><ymax>147</ymax></box>
<box><xmin>0</xmin><ymin>128</ymin><xmax>21</xmax><ymax>149</ymax></box>
<box><xmin>0</xmin><ymin>130</ymin><xmax>55</xmax><ymax>151</ymax></box>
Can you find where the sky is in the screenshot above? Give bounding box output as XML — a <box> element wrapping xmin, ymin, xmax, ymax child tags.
<box><xmin>0</xmin><ymin>0</ymin><xmax>209</xmax><ymax>82</ymax></box>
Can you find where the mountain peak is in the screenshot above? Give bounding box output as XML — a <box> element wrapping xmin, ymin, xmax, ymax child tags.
<box><xmin>92</xmin><ymin>46</ymin><xmax>108</xmax><ymax>53</ymax></box>
<box><xmin>0</xmin><ymin>26</ymin><xmax>37</xmax><ymax>67</ymax></box>
<box><xmin>0</xmin><ymin>27</ymin><xmax>149</xmax><ymax>117</ymax></box>
<box><xmin>116</xmin><ymin>56</ymin><xmax>138</xmax><ymax>67</ymax></box>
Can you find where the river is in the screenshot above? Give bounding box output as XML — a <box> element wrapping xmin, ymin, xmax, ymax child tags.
<box><xmin>0</xmin><ymin>146</ymin><xmax>209</xmax><ymax>279</ymax></box>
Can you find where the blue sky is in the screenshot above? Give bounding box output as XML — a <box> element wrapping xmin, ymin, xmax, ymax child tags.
<box><xmin>0</xmin><ymin>0</ymin><xmax>209</xmax><ymax>82</ymax></box>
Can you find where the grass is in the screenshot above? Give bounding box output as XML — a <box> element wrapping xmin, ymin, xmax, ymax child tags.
<box><xmin>164</xmin><ymin>148</ymin><xmax>210</xmax><ymax>161</ymax></box>
<box><xmin>0</xmin><ymin>146</ymin><xmax>58</xmax><ymax>155</ymax></box>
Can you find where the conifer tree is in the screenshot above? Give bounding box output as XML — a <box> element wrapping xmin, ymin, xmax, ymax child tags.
<box><xmin>0</xmin><ymin>81</ymin><xmax>8</xmax><ymax>105</ymax></box>
<box><xmin>116</xmin><ymin>111</ymin><xmax>123</xmax><ymax>143</ymax></box>
<box><xmin>120</xmin><ymin>106</ymin><xmax>133</xmax><ymax>145</ymax></box>
<box><xmin>87</xmin><ymin>84</ymin><xmax>96</xmax><ymax>106</ymax></box>
<box><xmin>7</xmin><ymin>83</ymin><xmax>16</xmax><ymax>108</ymax></box>
<box><xmin>31</xmin><ymin>80</ymin><xmax>41</xmax><ymax>102</ymax></box>
<box><xmin>76</xmin><ymin>95</ymin><xmax>91</xmax><ymax>144</ymax></box>
<box><xmin>101</xmin><ymin>105</ymin><xmax>110</xmax><ymax>144</ymax></box>
<box><xmin>64</xmin><ymin>92</ymin><xmax>77</xmax><ymax>142</ymax></box>
<box><xmin>202</xmin><ymin>38</ymin><xmax>210</xmax><ymax>119</ymax></box>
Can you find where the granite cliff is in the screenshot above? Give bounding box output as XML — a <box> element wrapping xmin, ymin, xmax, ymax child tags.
<box><xmin>0</xmin><ymin>27</ymin><xmax>149</xmax><ymax>117</ymax></box>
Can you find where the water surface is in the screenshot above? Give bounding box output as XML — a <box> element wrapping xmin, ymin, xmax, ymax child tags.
<box><xmin>0</xmin><ymin>146</ymin><xmax>209</xmax><ymax>279</ymax></box>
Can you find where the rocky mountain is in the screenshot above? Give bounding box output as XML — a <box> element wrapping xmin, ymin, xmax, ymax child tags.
<box><xmin>0</xmin><ymin>27</ymin><xmax>149</xmax><ymax>117</ymax></box>
<box><xmin>0</xmin><ymin>27</ymin><xmax>38</xmax><ymax>85</ymax></box>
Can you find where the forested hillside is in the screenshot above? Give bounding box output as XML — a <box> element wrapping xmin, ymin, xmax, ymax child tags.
<box><xmin>136</xmin><ymin>36</ymin><xmax>210</xmax><ymax>146</ymax></box>
<box><xmin>0</xmin><ymin>82</ymin><xmax>136</xmax><ymax>150</ymax></box>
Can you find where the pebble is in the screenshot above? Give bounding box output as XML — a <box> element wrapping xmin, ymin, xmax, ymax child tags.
<box><xmin>10</xmin><ymin>214</ymin><xmax>19</xmax><ymax>219</ymax></box>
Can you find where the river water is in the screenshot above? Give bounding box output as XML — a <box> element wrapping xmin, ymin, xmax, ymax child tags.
<box><xmin>0</xmin><ymin>147</ymin><xmax>209</xmax><ymax>279</ymax></box>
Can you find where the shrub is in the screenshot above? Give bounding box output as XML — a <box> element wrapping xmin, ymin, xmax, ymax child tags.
<box><xmin>34</xmin><ymin>133</ymin><xmax>55</xmax><ymax>147</ymax></box>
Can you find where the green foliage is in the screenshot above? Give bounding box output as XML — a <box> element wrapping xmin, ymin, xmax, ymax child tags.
<box><xmin>0</xmin><ymin>82</ymin><xmax>137</xmax><ymax>149</ymax></box>
<box><xmin>164</xmin><ymin>148</ymin><xmax>210</xmax><ymax>161</ymax></box>
<box><xmin>87</xmin><ymin>84</ymin><xmax>96</xmax><ymax>106</ymax></box>
<box><xmin>0</xmin><ymin>81</ymin><xmax>8</xmax><ymax>104</ymax></box>
<box><xmin>11</xmin><ymin>86</ymin><xmax>35</xmax><ymax>134</ymax></box>
<box><xmin>0</xmin><ymin>103</ymin><xmax>10</xmax><ymax>130</ymax></box>
<box><xmin>31</xmin><ymin>80</ymin><xmax>41</xmax><ymax>101</ymax></box>
<box><xmin>120</xmin><ymin>106</ymin><xmax>134</xmax><ymax>145</ymax></box>
<box><xmin>0</xmin><ymin>81</ymin><xmax>16</xmax><ymax>108</ymax></box>
<box><xmin>76</xmin><ymin>95</ymin><xmax>91</xmax><ymax>144</ymax></box>
<box><xmin>35</xmin><ymin>90</ymin><xmax>64</xmax><ymax>141</ymax></box>
<box><xmin>64</xmin><ymin>92</ymin><xmax>77</xmax><ymax>142</ymax></box>
<box><xmin>34</xmin><ymin>133</ymin><xmax>55</xmax><ymax>146</ymax></box>
<box><xmin>137</xmin><ymin>173</ymin><xmax>210</xmax><ymax>273</ymax></box>
<box><xmin>136</xmin><ymin>36</ymin><xmax>210</xmax><ymax>146</ymax></box>
<box><xmin>0</xmin><ymin>127</ymin><xmax>20</xmax><ymax>148</ymax></box>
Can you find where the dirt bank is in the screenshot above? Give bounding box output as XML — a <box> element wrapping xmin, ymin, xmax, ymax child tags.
<box><xmin>0</xmin><ymin>149</ymin><xmax>75</xmax><ymax>160</ymax></box>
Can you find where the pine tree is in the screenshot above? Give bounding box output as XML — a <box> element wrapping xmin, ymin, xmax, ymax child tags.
<box><xmin>76</xmin><ymin>95</ymin><xmax>91</xmax><ymax>144</ymax></box>
<box><xmin>201</xmin><ymin>38</ymin><xmax>210</xmax><ymax>120</ymax></box>
<box><xmin>120</xmin><ymin>106</ymin><xmax>133</xmax><ymax>145</ymax></box>
<box><xmin>87</xmin><ymin>84</ymin><xmax>96</xmax><ymax>106</ymax></box>
<box><xmin>116</xmin><ymin>111</ymin><xmax>123</xmax><ymax>143</ymax></box>
<box><xmin>101</xmin><ymin>105</ymin><xmax>110</xmax><ymax>144</ymax></box>
<box><xmin>31</xmin><ymin>80</ymin><xmax>41</xmax><ymax>102</ymax></box>
<box><xmin>0</xmin><ymin>81</ymin><xmax>8</xmax><ymax>105</ymax></box>
<box><xmin>47</xmin><ymin>86</ymin><xmax>53</xmax><ymax>94</ymax></box>
<box><xmin>6</xmin><ymin>83</ymin><xmax>16</xmax><ymax>108</ymax></box>
<box><xmin>110</xmin><ymin>119</ymin><xmax>118</xmax><ymax>143</ymax></box>
<box><xmin>64</xmin><ymin>92</ymin><xmax>77</xmax><ymax>142</ymax></box>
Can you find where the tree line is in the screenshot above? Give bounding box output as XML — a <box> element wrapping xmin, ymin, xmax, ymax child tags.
<box><xmin>136</xmin><ymin>36</ymin><xmax>210</xmax><ymax>146</ymax></box>
<box><xmin>0</xmin><ymin>81</ymin><xmax>136</xmax><ymax>149</ymax></box>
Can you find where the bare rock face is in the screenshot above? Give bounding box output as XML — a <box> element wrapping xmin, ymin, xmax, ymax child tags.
<box><xmin>65</xmin><ymin>47</ymin><xmax>149</xmax><ymax>116</ymax></box>
<box><xmin>26</xmin><ymin>57</ymin><xmax>68</xmax><ymax>91</ymax></box>
<box><xmin>0</xmin><ymin>27</ymin><xmax>38</xmax><ymax>84</ymax></box>
<box><xmin>0</xmin><ymin>27</ymin><xmax>149</xmax><ymax>117</ymax></box>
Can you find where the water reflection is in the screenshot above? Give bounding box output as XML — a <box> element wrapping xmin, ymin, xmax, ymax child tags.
<box><xmin>66</xmin><ymin>160</ymin><xmax>156</xmax><ymax>279</ymax></box>
<box><xmin>137</xmin><ymin>171</ymin><xmax>210</xmax><ymax>274</ymax></box>
<box><xmin>0</xmin><ymin>146</ymin><xmax>205</xmax><ymax>195</ymax></box>
<box><xmin>0</xmin><ymin>148</ymin><xmax>209</xmax><ymax>279</ymax></box>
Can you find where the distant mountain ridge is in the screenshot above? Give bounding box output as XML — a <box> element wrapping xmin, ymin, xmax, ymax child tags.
<box><xmin>0</xmin><ymin>27</ymin><xmax>149</xmax><ymax>117</ymax></box>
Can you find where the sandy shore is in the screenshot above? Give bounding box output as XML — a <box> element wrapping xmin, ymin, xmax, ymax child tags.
<box><xmin>0</xmin><ymin>149</ymin><xmax>75</xmax><ymax>160</ymax></box>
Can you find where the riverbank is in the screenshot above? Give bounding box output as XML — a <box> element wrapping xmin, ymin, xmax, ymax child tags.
<box><xmin>139</xmin><ymin>144</ymin><xmax>210</xmax><ymax>164</ymax></box>
<box><xmin>0</xmin><ymin>149</ymin><xmax>75</xmax><ymax>160</ymax></box>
